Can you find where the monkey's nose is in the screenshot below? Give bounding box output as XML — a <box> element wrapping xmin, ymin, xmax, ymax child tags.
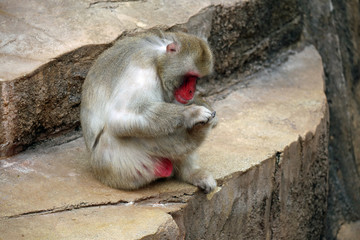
<box><xmin>211</xmin><ymin>111</ymin><xmax>216</xmax><ymax>118</ymax></box>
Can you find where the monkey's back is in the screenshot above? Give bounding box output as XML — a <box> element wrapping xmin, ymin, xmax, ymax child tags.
<box><xmin>80</xmin><ymin>33</ymin><xmax>169</xmax><ymax>150</ymax></box>
<box><xmin>79</xmin><ymin>30</ymin><xmax>217</xmax><ymax>192</ymax></box>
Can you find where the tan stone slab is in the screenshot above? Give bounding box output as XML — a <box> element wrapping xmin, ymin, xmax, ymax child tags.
<box><xmin>0</xmin><ymin>46</ymin><xmax>324</xmax><ymax>220</ymax></box>
<box><xmin>0</xmin><ymin>46</ymin><xmax>326</xmax><ymax>238</ymax></box>
<box><xmin>0</xmin><ymin>0</ymin><xmax>236</xmax><ymax>81</ymax></box>
<box><xmin>337</xmin><ymin>221</ymin><xmax>360</xmax><ymax>240</ymax></box>
<box><xmin>199</xmin><ymin>45</ymin><xmax>325</xmax><ymax>180</ymax></box>
<box><xmin>0</xmin><ymin>205</ymin><xmax>179</xmax><ymax>240</ymax></box>
<box><xmin>0</xmin><ymin>137</ymin><xmax>195</xmax><ymax>217</ymax></box>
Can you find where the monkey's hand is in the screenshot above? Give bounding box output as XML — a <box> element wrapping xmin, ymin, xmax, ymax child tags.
<box><xmin>183</xmin><ymin>105</ymin><xmax>216</xmax><ymax>129</ymax></box>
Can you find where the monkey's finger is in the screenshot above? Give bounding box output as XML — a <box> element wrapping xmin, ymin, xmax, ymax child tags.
<box><xmin>195</xmin><ymin>112</ymin><xmax>216</xmax><ymax>126</ymax></box>
<box><xmin>211</xmin><ymin>111</ymin><xmax>216</xmax><ymax>119</ymax></box>
<box><xmin>195</xmin><ymin>121</ymin><xmax>207</xmax><ymax>126</ymax></box>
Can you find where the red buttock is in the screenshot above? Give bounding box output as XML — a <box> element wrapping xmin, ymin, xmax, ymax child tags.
<box><xmin>174</xmin><ymin>74</ymin><xmax>198</xmax><ymax>104</ymax></box>
<box><xmin>154</xmin><ymin>158</ymin><xmax>173</xmax><ymax>177</ymax></box>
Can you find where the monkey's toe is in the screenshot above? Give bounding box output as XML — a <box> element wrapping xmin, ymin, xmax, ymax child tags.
<box><xmin>211</xmin><ymin>111</ymin><xmax>216</xmax><ymax>118</ymax></box>
<box><xmin>195</xmin><ymin>175</ymin><xmax>217</xmax><ymax>194</ymax></box>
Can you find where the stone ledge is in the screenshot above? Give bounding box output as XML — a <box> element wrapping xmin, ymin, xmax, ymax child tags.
<box><xmin>0</xmin><ymin>206</ymin><xmax>180</xmax><ymax>240</ymax></box>
<box><xmin>337</xmin><ymin>221</ymin><xmax>360</xmax><ymax>240</ymax></box>
<box><xmin>0</xmin><ymin>46</ymin><xmax>328</xmax><ymax>239</ymax></box>
<box><xmin>0</xmin><ymin>0</ymin><xmax>234</xmax><ymax>81</ymax></box>
<box><xmin>0</xmin><ymin>0</ymin><xmax>302</xmax><ymax>157</ymax></box>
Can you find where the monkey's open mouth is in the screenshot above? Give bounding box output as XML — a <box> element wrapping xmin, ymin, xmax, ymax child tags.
<box><xmin>174</xmin><ymin>73</ymin><xmax>199</xmax><ymax>104</ymax></box>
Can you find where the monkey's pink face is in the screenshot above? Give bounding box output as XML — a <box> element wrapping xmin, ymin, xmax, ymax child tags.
<box><xmin>174</xmin><ymin>72</ymin><xmax>199</xmax><ymax>104</ymax></box>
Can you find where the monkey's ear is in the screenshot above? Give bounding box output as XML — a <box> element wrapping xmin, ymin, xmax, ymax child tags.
<box><xmin>166</xmin><ymin>42</ymin><xmax>179</xmax><ymax>53</ymax></box>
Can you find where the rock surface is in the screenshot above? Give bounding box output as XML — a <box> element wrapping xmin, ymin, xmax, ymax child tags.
<box><xmin>0</xmin><ymin>0</ymin><xmax>302</xmax><ymax>157</ymax></box>
<box><xmin>0</xmin><ymin>46</ymin><xmax>328</xmax><ymax>239</ymax></box>
<box><xmin>337</xmin><ymin>221</ymin><xmax>360</xmax><ymax>240</ymax></box>
<box><xmin>301</xmin><ymin>1</ymin><xmax>360</xmax><ymax>237</ymax></box>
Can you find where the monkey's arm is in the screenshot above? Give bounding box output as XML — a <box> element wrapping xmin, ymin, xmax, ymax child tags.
<box><xmin>107</xmin><ymin>102</ymin><xmax>213</xmax><ymax>138</ymax></box>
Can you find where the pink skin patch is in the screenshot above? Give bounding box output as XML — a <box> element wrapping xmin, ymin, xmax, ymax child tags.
<box><xmin>154</xmin><ymin>158</ymin><xmax>173</xmax><ymax>178</ymax></box>
<box><xmin>174</xmin><ymin>72</ymin><xmax>199</xmax><ymax>104</ymax></box>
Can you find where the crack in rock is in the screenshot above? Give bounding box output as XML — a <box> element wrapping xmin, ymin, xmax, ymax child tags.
<box><xmin>88</xmin><ymin>0</ymin><xmax>145</xmax><ymax>8</ymax></box>
<box><xmin>3</xmin><ymin>192</ymin><xmax>194</xmax><ymax>220</ymax></box>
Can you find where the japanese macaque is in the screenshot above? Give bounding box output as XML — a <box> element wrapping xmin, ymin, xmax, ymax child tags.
<box><xmin>80</xmin><ymin>30</ymin><xmax>217</xmax><ymax>193</ymax></box>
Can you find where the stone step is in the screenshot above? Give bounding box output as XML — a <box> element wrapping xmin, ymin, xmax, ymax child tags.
<box><xmin>0</xmin><ymin>46</ymin><xmax>328</xmax><ymax>239</ymax></box>
<box><xmin>0</xmin><ymin>0</ymin><xmax>303</xmax><ymax>157</ymax></box>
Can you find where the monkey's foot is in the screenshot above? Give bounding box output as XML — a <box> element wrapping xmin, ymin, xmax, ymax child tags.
<box><xmin>154</xmin><ymin>158</ymin><xmax>173</xmax><ymax>178</ymax></box>
<box><xmin>185</xmin><ymin>169</ymin><xmax>217</xmax><ymax>194</ymax></box>
<box><xmin>194</xmin><ymin>174</ymin><xmax>217</xmax><ymax>194</ymax></box>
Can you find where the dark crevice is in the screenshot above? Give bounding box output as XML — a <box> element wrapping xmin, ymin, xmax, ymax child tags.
<box><xmin>6</xmin><ymin>200</ymin><xmax>128</xmax><ymax>219</ymax></box>
<box><xmin>88</xmin><ymin>0</ymin><xmax>145</xmax><ymax>9</ymax></box>
<box><xmin>4</xmin><ymin>192</ymin><xmax>194</xmax><ymax>220</ymax></box>
<box><xmin>267</xmin><ymin>151</ymin><xmax>282</xmax><ymax>240</ymax></box>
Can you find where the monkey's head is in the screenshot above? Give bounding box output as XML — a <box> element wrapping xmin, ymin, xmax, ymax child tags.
<box><xmin>157</xmin><ymin>32</ymin><xmax>214</xmax><ymax>104</ymax></box>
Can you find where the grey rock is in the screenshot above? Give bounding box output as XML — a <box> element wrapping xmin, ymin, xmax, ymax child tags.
<box><xmin>0</xmin><ymin>46</ymin><xmax>328</xmax><ymax>239</ymax></box>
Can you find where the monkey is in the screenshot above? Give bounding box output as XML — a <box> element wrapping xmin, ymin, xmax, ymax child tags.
<box><xmin>80</xmin><ymin>30</ymin><xmax>217</xmax><ymax>193</ymax></box>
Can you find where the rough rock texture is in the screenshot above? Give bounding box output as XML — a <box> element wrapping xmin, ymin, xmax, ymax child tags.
<box><xmin>208</xmin><ymin>0</ymin><xmax>301</xmax><ymax>78</ymax></box>
<box><xmin>0</xmin><ymin>206</ymin><xmax>180</xmax><ymax>240</ymax></box>
<box><xmin>337</xmin><ymin>220</ymin><xmax>360</xmax><ymax>240</ymax></box>
<box><xmin>300</xmin><ymin>0</ymin><xmax>360</xmax><ymax>238</ymax></box>
<box><xmin>0</xmin><ymin>46</ymin><xmax>328</xmax><ymax>239</ymax></box>
<box><xmin>0</xmin><ymin>0</ymin><xmax>336</xmax><ymax>238</ymax></box>
<box><xmin>202</xmin><ymin>0</ymin><xmax>302</xmax><ymax>95</ymax></box>
<box><xmin>0</xmin><ymin>0</ymin><xmax>302</xmax><ymax>157</ymax></box>
<box><xmin>179</xmin><ymin>46</ymin><xmax>329</xmax><ymax>240</ymax></box>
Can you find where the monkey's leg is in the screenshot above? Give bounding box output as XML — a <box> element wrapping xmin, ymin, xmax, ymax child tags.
<box><xmin>91</xmin><ymin>132</ymin><xmax>167</xmax><ymax>190</ymax></box>
<box><xmin>174</xmin><ymin>153</ymin><xmax>216</xmax><ymax>193</ymax></box>
<box><xmin>137</xmin><ymin>110</ymin><xmax>216</xmax><ymax>169</ymax></box>
<box><xmin>185</xmin><ymin>113</ymin><xmax>216</xmax><ymax>146</ymax></box>
<box><xmin>139</xmin><ymin>118</ymin><xmax>215</xmax><ymax>161</ymax></box>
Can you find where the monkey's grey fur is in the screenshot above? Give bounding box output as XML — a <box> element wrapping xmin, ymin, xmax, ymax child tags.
<box><xmin>81</xmin><ymin>30</ymin><xmax>217</xmax><ymax>193</ymax></box>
